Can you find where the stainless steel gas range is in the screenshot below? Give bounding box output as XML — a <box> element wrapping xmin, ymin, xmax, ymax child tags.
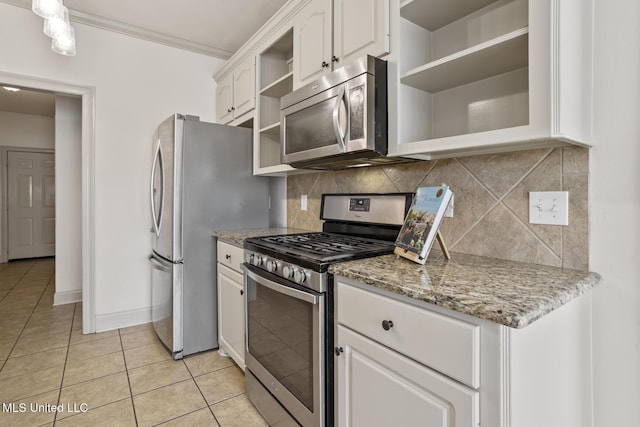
<box><xmin>243</xmin><ymin>193</ymin><xmax>413</xmax><ymax>426</ymax></box>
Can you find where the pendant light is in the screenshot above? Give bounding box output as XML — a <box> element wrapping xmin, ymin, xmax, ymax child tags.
<box><xmin>32</xmin><ymin>0</ymin><xmax>63</xmax><ymax>19</ymax></box>
<box><xmin>32</xmin><ymin>0</ymin><xmax>77</xmax><ymax>56</ymax></box>
<box><xmin>51</xmin><ymin>25</ymin><xmax>76</xmax><ymax>56</ymax></box>
<box><xmin>43</xmin><ymin>5</ymin><xmax>70</xmax><ymax>38</ymax></box>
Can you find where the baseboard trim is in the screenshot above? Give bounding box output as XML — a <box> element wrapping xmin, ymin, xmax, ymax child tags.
<box><xmin>95</xmin><ymin>307</ymin><xmax>152</xmax><ymax>333</ymax></box>
<box><xmin>53</xmin><ymin>290</ymin><xmax>82</xmax><ymax>306</ymax></box>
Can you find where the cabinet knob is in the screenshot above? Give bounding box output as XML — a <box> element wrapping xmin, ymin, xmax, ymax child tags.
<box><xmin>225</xmin><ymin>254</ymin><xmax>231</xmax><ymax>260</ymax></box>
<box><xmin>381</xmin><ymin>320</ymin><xmax>394</xmax><ymax>331</ymax></box>
<box><xmin>231</xmin><ymin>106</ymin><xmax>235</xmax><ymax>111</ymax></box>
<box><xmin>331</xmin><ymin>55</ymin><xmax>339</xmax><ymax>63</ymax></box>
<box><xmin>227</xmin><ymin>108</ymin><xmax>231</xmax><ymax>113</ymax></box>
<box><xmin>240</xmin><ymin>289</ymin><xmax>244</xmax><ymax>296</ymax></box>
<box><xmin>321</xmin><ymin>61</ymin><xmax>329</xmax><ymax>68</ymax></box>
<box><xmin>335</xmin><ymin>346</ymin><xmax>344</xmax><ymax>356</ymax></box>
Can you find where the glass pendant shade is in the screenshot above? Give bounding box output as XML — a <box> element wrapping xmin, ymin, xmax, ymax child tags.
<box><xmin>32</xmin><ymin>0</ymin><xmax>63</xmax><ymax>19</ymax></box>
<box><xmin>43</xmin><ymin>5</ymin><xmax>69</xmax><ymax>38</ymax></box>
<box><xmin>51</xmin><ymin>25</ymin><xmax>76</xmax><ymax>56</ymax></box>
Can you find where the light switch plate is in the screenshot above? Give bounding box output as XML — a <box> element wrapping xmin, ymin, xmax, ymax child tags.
<box><xmin>529</xmin><ymin>191</ymin><xmax>569</xmax><ymax>226</ymax></box>
<box><xmin>301</xmin><ymin>194</ymin><xmax>308</xmax><ymax>211</ymax></box>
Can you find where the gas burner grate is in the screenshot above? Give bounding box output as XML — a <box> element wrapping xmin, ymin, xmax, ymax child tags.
<box><xmin>253</xmin><ymin>232</ymin><xmax>395</xmax><ymax>262</ymax></box>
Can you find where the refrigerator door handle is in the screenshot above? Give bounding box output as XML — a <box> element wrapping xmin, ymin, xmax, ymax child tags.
<box><xmin>150</xmin><ymin>139</ymin><xmax>165</xmax><ymax>238</ymax></box>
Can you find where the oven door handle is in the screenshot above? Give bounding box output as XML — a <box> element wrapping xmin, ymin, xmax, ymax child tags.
<box><xmin>245</xmin><ymin>266</ymin><xmax>318</xmax><ymax>305</ymax></box>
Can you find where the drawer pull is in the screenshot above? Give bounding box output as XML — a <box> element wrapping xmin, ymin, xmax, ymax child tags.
<box><xmin>225</xmin><ymin>254</ymin><xmax>231</xmax><ymax>260</ymax></box>
<box><xmin>381</xmin><ymin>320</ymin><xmax>394</xmax><ymax>331</ymax></box>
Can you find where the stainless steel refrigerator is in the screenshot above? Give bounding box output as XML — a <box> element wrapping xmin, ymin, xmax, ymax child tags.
<box><xmin>149</xmin><ymin>114</ymin><xmax>270</xmax><ymax>360</ymax></box>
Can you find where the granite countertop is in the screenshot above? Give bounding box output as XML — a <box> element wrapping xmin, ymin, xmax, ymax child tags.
<box><xmin>212</xmin><ymin>228</ymin><xmax>310</xmax><ymax>247</ymax></box>
<box><xmin>329</xmin><ymin>253</ymin><xmax>601</xmax><ymax>329</ymax></box>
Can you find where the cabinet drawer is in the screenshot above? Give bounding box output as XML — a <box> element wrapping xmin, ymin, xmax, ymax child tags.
<box><xmin>336</xmin><ymin>281</ymin><xmax>480</xmax><ymax>388</ymax></box>
<box><xmin>217</xmin><ymin>241</ymin><xmax>244</xmax><ymax>273</ymax></box>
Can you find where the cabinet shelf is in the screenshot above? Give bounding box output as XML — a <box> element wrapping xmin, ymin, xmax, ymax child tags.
<box><xmin>401</xmin><ymin>28</ymin><xmax>528</xmax><ymax>93</ymax></box>
<box><xmin>260</xmin><ymin>71</ymin><xmax>293</xmax><ymax>98</ymax></box>
<box><xmin>400</xmin><ymin>0</ymin><xmax>498</xmax><ymax>31</ymax></box>
<box><xmin>259</xmin><ymin>122</ymin><xmax>280</xmax><ymax>135</ymax></box>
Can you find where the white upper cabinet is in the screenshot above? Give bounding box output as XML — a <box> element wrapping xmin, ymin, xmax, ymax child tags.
<box><xmin>294</xmin><ymin>0</ymin><xmax>332</xmax><ymax>87</ymax></box>
<box><xmin>334</xmin><ymin>0</ymin><xmax>390</xmax><ymax>67</ymax></box>
<box><xmin>215</xmin><ymin>55</ymin><xmax>256</xmax><ymax>125</ymax></box>
<box><xmin>294</xmin><ymin>0</ymin><xmax>390</xmax><ymax>88</ymax></box>
<box><xmin>388</xmin><ymin>0</ymin><xmax>594</xmax><ymax>159</ymax></box>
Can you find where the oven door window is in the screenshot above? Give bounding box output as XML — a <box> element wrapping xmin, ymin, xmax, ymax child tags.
<box><xmin>246</xmin><ymin>267</ymin><xmax>321</xmax><ymax>412</ymax></box>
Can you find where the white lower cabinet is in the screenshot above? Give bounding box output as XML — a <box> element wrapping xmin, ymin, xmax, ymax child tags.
<box><xmin>336</xmin><ymin>324</ymin><xmax>478</xmax><ymax>427</ymax></box>
<box><xmin>335</xmin><ymin>277</ymin><xmax>594</xmax><ymax>427</ymax></box>
<box><xmin>217</xmin><ymin>241</ymin><xmax>246</xmax><ymax>370</ymax></box>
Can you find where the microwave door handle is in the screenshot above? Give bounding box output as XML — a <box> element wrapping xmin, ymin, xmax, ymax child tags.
<box><xmin>332</xmin><ymin>85</ymin><xmax>346</xmax><ymax>150</ymax></box>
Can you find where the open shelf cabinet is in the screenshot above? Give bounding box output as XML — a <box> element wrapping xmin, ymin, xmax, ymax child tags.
<box><xmin>254</xmin><ymin>27</ymin><xmax>296</xmax><ymax>175</ymax></box>
<box><xmin>389</xmin><ymin>0</ymin><xmax>593</xmax><ymax>159</ymax></box>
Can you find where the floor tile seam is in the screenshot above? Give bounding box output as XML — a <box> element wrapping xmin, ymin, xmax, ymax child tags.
<box><xmin>3</xmin><ymin>384</ymin><xmax>63</xmax><ymax>405</ymax></box>
<box><xmin>149</xmin><ymin>407</ymin><xmax>217</xmax><ymax>427</ymax></box>
<box><xmin>62</xmin><ymin>366</ymin><xmax>127</xmax><ymax>389</ymax></box>
<box><xmin>0</xmin><ymin>262</ymin><xmax>35</xmax><ymax>304</ymax></box>
<box><xmin>189</xmin><ymin>371</ymin><xmax>223</xmax><ymax>426</ymax></box>
<box><xmin>121</xmin><ymin>339</ymin><xmax>164</xmax><ymax>352</ymax></box>
<box><xmin>52</xmin><ymin>396</ymin><xmax>133</xmax><ymax>423</ymax></box>
<box><xmin>208</xmin><ymin>390</ymin><xmax>247</xmax><ymax>408</ymax></box>
<box><xmin>118</xmin><ymin>326</ymin><xmax>155</xmax><ymax>336</ymax></box>
<box><xmin>118</xmin><ymin>329</ymin><xmax>140</xmax><ymax>426</ymax></box>
<box><xmin>188</xmin><ymin>363</ymin><xmax>239</xmax><ymax>380</ymax></box>
<box><xmin>67</xmin><ymin>333</ymin><xmax>122</xmax><ymax>350</ymax></box>
<box><xmin>0</xmin><ymin>273</ymin><xmax>51</xmax><ymax>371</ymax></box>
<box><xmin>128</xmin><ymin>369</ymin><xmax>193</xmax><ymax>397</ymax></box>
<box><xmin>53</xmin><ymin>298</ymin><xmax>77</xmax><ymax>425</ymax></box>
<box><xmin>0</xmin><ymin>361</ymin><xmax>67</xmax><ymax>382</ymax></box>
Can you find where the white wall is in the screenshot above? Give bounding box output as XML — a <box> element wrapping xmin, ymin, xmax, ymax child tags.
<box><xmin>0</xmin><ymin>2</ymin><xmax>226</xmax><ymax>329</ymax></box>
<box><xmin>54</xmin><ymin>95</ymin><xmax>82</xmax><ymax>305</ymax></box>
<box><xmin>0</xmin><ymin>111</ymin><xmax>54</xmax><ymax>149</ymax></box>
<box><xmin>591</xmin><ymin>0</ymin><xmax>640</xmax><ymax>425</ymax></box>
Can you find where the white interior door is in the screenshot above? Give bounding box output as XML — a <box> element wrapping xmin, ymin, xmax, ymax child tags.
<box><xmin>7</xmin><ymin>150</ymin><xmax>56</xmax><ymax>260</ymax></box>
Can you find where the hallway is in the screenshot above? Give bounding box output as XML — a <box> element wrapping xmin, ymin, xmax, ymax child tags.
<box><xmin>0</xmin><ymin>258</ymin><xmax>266</xmax><ymax>426</ymax></box>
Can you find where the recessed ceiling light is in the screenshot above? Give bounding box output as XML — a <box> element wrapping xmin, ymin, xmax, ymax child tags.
<box><xmin>2</xmin><ymin>86</ymin><xmax>21</xmax><ymax>92</ymax></box>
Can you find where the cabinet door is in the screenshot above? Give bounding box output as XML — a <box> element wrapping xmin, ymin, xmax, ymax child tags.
<box><xmin>294</xmin><ymin>0</ymin><xmax>332</xmax><ymax>88</ymax></box>
<box><xmin>233</xmin><ymin>55</ymin><xmax>256</xmax><ymax>118</ymax></box>
<box><xmin>333</xmin><ymin>0</ymin><xmax>390</xmax><ymax>66</ymax></box>
<box><xmin>336</xmin><ymin>325</ymin><xmax>478</xmax><ymax>427</ymax></box>
<box><xmin>217</xmin><ymin>263</ymin><xmax>245</xmax><ymax>370</ymax></box>
<box><xmin>216</xmin><ymin>74</ymin><xmax>234</xmax><ymax>124</ymax></box>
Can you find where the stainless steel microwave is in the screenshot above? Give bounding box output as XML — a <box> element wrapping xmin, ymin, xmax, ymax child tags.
<box><xmin>280</xmin><ymin>56</ymin><xmax>389</xmax><ymax>170</ymax></box>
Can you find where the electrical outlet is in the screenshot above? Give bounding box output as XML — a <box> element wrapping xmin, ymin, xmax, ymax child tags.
<box><xmin>529</xmin><ymin>191</ymin><xmax>569</xmax><ymax>226</ymax></box>
<box><xmin>301</xmin><ymin>194</ymin><xmax>307</xmax><ymax>211</ymax></box>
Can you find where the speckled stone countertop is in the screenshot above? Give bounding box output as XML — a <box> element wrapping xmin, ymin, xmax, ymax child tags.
<box><xmin>329</xmin><ymin>253</ymin><xmax>601</xmax><ymax>329</ymax></box>
<box><xmin>212</xmin><ymin>228</ymin><xmax>310</xmax><ymax>247</ymax></box>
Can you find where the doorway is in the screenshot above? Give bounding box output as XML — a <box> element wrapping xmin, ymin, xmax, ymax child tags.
<box><xmin>0</xmin><ymin>71</ymin><xmax>96</xmax><ymax>334</ymax></box>
<box><xmin>7</xmin><ymin>150</ymin><xmax>56</xmax><ymax>260</ymax></box>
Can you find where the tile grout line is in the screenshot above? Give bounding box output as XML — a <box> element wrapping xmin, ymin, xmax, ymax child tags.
<box><xmin>0</xmin><ymin>261</ymin><xmax>52</xmax><ymax>373</ymax></box>
<box><xmin>182</xmin><ymin>356</ymin><xmax>223</xmax><ymax>425</ymax></box>
<box><xmin>52</xmin><ymin>292</ymin><xmax>76</xmax><ymax>426</ymax></box>
<box><xmin>119</xmin><ymin>328</ymin><xmax>141</xmax><ymax>426</ymax></box>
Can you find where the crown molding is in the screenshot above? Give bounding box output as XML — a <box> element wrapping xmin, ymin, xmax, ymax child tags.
<box><xmin>0</xmin><ymin>0</ymin><xmax>233</xmax><ymax>59</ymax></box>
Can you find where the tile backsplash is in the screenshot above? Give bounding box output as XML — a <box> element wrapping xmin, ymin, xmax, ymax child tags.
<box><xmin>287</xmin><ymin>147</ymin><xmax>589</xmax><ymax>270</ymax></box>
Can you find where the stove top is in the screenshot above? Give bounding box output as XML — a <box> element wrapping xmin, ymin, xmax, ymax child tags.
<box><xmin>248</xmin><ymin>232</ymin><xmax>395</xmax><ymax>263</ymax></box>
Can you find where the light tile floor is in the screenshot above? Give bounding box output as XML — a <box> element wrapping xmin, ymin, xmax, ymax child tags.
<box><xmin>0</xmin><ymin>258</ymin><xmax>269</xmax><ymax>426</ymax></box>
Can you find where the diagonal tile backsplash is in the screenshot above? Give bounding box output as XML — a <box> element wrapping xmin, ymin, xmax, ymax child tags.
<box><xmin>287</xmin><ymin>147</ymin><xmax>589</xmax><ymax>270</ymax></box>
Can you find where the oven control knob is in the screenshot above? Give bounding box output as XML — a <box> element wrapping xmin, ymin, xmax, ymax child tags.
<box><xmin>266</xmin><ymin>260</ymin><xmax>277</xmax><ymax>273</ymax></box>
<box><xmin>293</xmin><ymin>269</ymin><xmax>306</xmax><ymax>284</ymax></box>
<box><xmin>282</xmin><ymin>265</ymin><xmax>294</xmax><ymax>279</ymax></box>
<box><xmin>252</xmin><ymin>255</ymin><xmax>264</xmax><ymax>266</ymax></box>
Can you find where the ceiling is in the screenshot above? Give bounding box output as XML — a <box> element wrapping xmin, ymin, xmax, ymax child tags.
<box><xmin>0</xmin><ymin>0</ymin><xmax>289</xmax><ymax>117</ymax></box>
